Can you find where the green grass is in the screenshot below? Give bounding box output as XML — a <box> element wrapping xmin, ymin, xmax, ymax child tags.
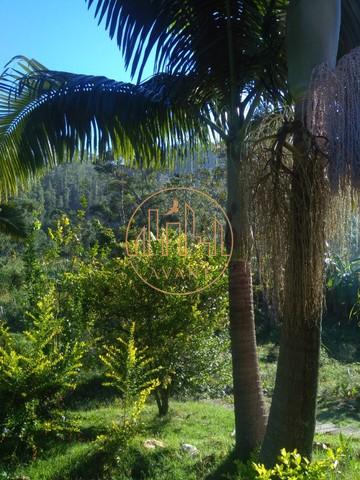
<box><xmin>257</xmin><ymin>340</ymin><xmax>360</xmax><ymax>428</ymax></box>
<box><xmin>1</xmin><ymin>399</ymin><xmax>359</xmax><ymax>480</ymax></box>
<box><xmin>311</xmin><ymin>434</ymin><xmax>360</xmax><ymax>479</ymax></box>
<box><xmin>0</xmin><ymin>401</ymin><xmax>233</xmax><ymax>480</ymax></box>
<box><xmin>2</xmin><ymin>327</ymin><xmax>360</xmax><ymax>480</ymax></box>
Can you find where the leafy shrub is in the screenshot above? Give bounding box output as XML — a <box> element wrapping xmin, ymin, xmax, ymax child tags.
<box><xmin>59</xmin><ymin>229</ymin><xmax>230</xmax><ymax>414</ymax></box>
<box><xmin>115</xmin><ymin>243</ymin><xmax>229</xmax><ymax>415</ymax></box>
<box><xmin>17</xmin><ymin>215</ymin><xmax>231</xmax><ymax>415</ymax></box>
<box><xmin>252</xmin><ymin>448</ymin><xmax>343</xmax><ymax>480</ymax></box>
<box><xmin>0</xmin><ymin>287</ymin><xmax>85</xmax><ymax>459</ymax></box>
<box><xmin>98</xmin><ymin>322</ymin><xmax>160</xmax><ymax>444</ymax></box>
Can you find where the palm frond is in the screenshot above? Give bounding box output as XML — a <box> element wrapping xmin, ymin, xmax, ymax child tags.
<box><xmin>86</xmin><ymin>0</ymin><xmax>288</xmax><ymax>101</ymax></box>
<box><xmin>0</xmin><ymin>57</ymin><xmax>213</xmax><ymax>197</ymax></box>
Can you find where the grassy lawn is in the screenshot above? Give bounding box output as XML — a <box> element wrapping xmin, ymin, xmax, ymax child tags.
<box><xmin>2</xmin><ymin>327</ymin><xmax>360</xmax><ymax>480</ymax></box>
<box><xmin>1</xmin><ymin>399</ymin><xmax>359</xmax><ymax>480</ymax></box>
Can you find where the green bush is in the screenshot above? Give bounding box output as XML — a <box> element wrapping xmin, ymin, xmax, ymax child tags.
<box><xmin>100</xmin><ymin>322</ymin><xmax>160</xmax><ymax>430</ymax></box>
<box><xmin>0</xmin><ymin>287</ymin><xmax>85</xmax><ymax>459</ymax></box>
<box><xmin>98</xmin><ymin>322</ymin><xmax>160</xmax><ymax>447</ymax></box>
<box><xmin>59</xmin><ymin>229</ymin><xmax>230</xmax><ymax>414</ymax></box>
<box><xmin>112</xmin><ymin>238</ymin><xmax>229</xmax><ymax>415</ymax></box>
<box><xmin>15</xmin><ymin>215</ymin><xmax>231</xmax><ymax>415</ymax></box>
<box><xmin>252</xmin><ymin>448</ymin><xmax>343</xmax><ymax>480</ymax></box>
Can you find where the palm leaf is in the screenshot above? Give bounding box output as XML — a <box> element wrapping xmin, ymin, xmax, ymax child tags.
<box><xmin>86</xmin><ymin>0</ymin><xmax>289</xmax><ymax>100</ymax></box>
<box><xmin>0</xmin><ymin>58</ymin><xmax>213</xmax><ymax>197</ymax></box>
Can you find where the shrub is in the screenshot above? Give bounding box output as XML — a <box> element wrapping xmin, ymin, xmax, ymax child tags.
<box><xmin>113</xmin><ymin>241</ymin><xmax>229</xmax><ymax>415</ymax></box>
<box><xmin>252</xmin><ymin>448</ymin><xmax>343</xmax><ymax>480</ymax></box>
<box><xmin>0</xmin><ymin>287</ymin><xmax>85</xmax><ymax>459</ymax></box>
<box><xmin>19</xmin><ymin>215</ymin><xmax>231</xmax><ymax>414</ymax></box>
<box><xmin>60</xmin><ymin>231</ymin><xmax>229</xmax><ymax>415</ymax></box>
<box><xmin>98</xmin><ymin>322</ymin><xmax>160</xmax><ymax>445</ymax></box>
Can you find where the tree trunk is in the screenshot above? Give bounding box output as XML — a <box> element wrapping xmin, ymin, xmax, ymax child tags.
<box><xmin>227</xmin><ymin>141</ymin><xmax>267</xmax><ymax>460</ymax></box>
<box><xmin>155</xmin><ymin>387</ymin><xmax>169</xmax><ymax>417</ymax></box>
<box><xmin>260</xmin><ymin>114</ymin><xmax>327</xmax><ymax>465</ymax></box>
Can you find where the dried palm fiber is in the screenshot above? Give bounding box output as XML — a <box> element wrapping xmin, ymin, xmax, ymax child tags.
<box><xmin>248</xmin><ymin>121</ymin><xmax>340</xmax><ymax>324</ymax></box>
<box><xmin>244</xmin><ymin>109</ymin><xmax>293</xmax><ymax>321</ymax></box>
<box><xmin>245</xmin><ymin>47</ymin><xmax>360</xmax><ymax>323</ymax></box>
<box><xmin>283</xmin><ymin>126</ymin><xmax>329</xmax><ymax>328</ymax></box>
<box><xmin>305</xmin><ymin>47</ymin><xmax>360</xmax><ymax>259</ymax></box>
<box><xmin>250</xmin><ymin>126</ymin><xmax>360</xmax><ymax>317</ymax></box>
<box><xmin>326</xmin><ymin>186</ymin><xmax>360</xmax><ymax>259</ymax></box>
<box><xmin>306</xmin><ymin>47</ymin><xmax>360</xmax><ymax>190</ymax></box>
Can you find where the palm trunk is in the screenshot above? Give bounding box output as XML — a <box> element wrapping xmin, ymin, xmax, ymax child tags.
<box><xmin>227</xmin><ymin>141</ymin><xmax>267</xmax><ymax>460</ymax></box>
<box><xmin>260</xmin><ymin>111</ymin><xmax>327</xmax><ymax>464</ymax></box>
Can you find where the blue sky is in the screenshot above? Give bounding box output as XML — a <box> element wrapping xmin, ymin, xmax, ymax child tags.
<box><xmin>0</xmin><ymin>0</ymin><xmax>154</xmax><ymax>82</ymax></box>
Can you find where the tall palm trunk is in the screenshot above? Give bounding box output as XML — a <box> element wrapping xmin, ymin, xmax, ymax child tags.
<box><xmin>260</xmin><ymin>111</ymin><xmax>327</xmax><ymax>464</ymax></box>
<box><xmin>259</xmin><ymin>0</ymin><xmax>340</xmax><ymax>465</ymax></box>
<box><xmin>227</xmin><ymin>137</ymin><xmax>267</xmax><ymax>460</ymax></box>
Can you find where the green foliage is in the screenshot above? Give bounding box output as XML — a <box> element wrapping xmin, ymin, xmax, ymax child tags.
<box><xmin>52</xmin><ymin>215</ymin><xmax>230</xmax><ymax>413</ymax></box>
<box><xmin>107</xmin><ymin>239</ymin><xmax>228</xmax><ymax>413</ymax></box>
<box><xmin>23</xmin><ymin>219</ymin><xmax>47</xmax><ymax>314</ymax></box>
<box><xmin>99</xmin><ymin>322</ymin><xmax>160</xmax><ymax>437</ymax></box>
<box><xmin>252</xmin><ymin>448</ymin><xmax>343</xmax><ymax>480</ymax></box>
<box><xmin>0</xmin><ymin>202</ymin><xmax>30</xmax><ymax>239</ymax></box>
<box><xmin>0</xmin><ymin>287</ymin><xmax>85</xmax><ymax>459</ymax></box>
<box><xmin>95</xmin><ymin>322</ymin><xmax>160</xmax><ymax>467</ymax></box>
<box><xmin>325</xmin><ymin>253</ymin><xmax>360</xmax><ymax>324</ymax></box>
<box><xmin>318</xmin><ymin>347</ymin><xmax>360</xmax><ymax>402</ymax></box>
<box><xmin>326</xmin><ymin>254</ymin><xmax>360</xmax><ymax>290</ymax></box>
<box><xmin>0</xmin><ymin>254</ymin><xmax>25</xmax><ymax>331</ymax></box>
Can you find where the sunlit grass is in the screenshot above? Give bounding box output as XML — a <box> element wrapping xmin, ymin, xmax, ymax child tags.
<box><xmin>1</xmin><ymin>399</ymin><xmax>358</xmax><ymax>480</ymax></box>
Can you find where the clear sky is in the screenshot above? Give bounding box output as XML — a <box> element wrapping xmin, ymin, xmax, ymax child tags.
<box><xmin>0</xmin><ymin>0</ymin><xmax>153</xmax><ymax>82</ymax></box>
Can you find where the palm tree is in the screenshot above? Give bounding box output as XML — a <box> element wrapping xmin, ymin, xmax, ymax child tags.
<box><xmin>0</xmin><ymin>1</ymin><xmax>289</xmax><ymax>460</ymax></box>
<box><xmin>3</xmin><ymin>0</ymin><xmax>360</xmax><ymax>466</ymax></box>
<box><xmin>260</xmin><ymin>0</ymin><xmax>360</xmax><ymax>464</ymax></box>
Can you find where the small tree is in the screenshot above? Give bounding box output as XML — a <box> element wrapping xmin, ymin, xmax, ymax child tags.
<box><xmin>65</xmin><ymin>233</ymin><xmax>229</xmax><ymax>416</ymax></box>
<box><xmin>20</xmin><ymin>214</ymin><xmax>230</xmax><ymax>416</ymax></box>
<box><xmin>114</xmin><ymin>236</ymin><xmax>229</xmax><ymax>416</ymax></box>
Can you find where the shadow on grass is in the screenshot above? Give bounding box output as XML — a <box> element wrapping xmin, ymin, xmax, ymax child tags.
<box><xmin>204</xmin><ymin>449</ymin><xmax>238</xmax><ymax>480</ymax></box>
<box><xmin>77</xmin><ymin>424</ymin><xmax>108</xmax><ymax>441</ymax></box>
<box><xmin>143</xmin><ymin>409</ymin><xmax>174</xmax><ymax>434</ymax></box>
<box><xmin>128</xmin><ymin>447</ymin><xmax>231</xmax><ymax>480</ymax></box>
<box><xmin>129</xmin><ymin>448</ymin><xmax>171</xmax><ymax>479</ymax></box>
<box><xmin>52</xmin><ymin>446</ymin><xmax>111</xmax><ymax>480</ymax></box>
<box><xmin>2</xmin><ymin>441</ymin><xmax>112</xmax><ymax>480</ymax></box>
<box><xmin>317</xmin><ymin>398</ymin><xmax>360</xmax><ymax>425</ymax></box>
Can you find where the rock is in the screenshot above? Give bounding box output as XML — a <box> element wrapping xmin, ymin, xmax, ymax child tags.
<box><xmin>313</xmin><ymin>441</ymin><xmax>330</xmax><ymax>451</ymax></box>
<box><xmin>181</xmin><ymin>443</ymin><xmax>199</xmax><ymax>456</ymax></box>
<box><xmin>143</xmin><ymin>438</ymin><xmax>166</xmax><ymax>449</ymax></box>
